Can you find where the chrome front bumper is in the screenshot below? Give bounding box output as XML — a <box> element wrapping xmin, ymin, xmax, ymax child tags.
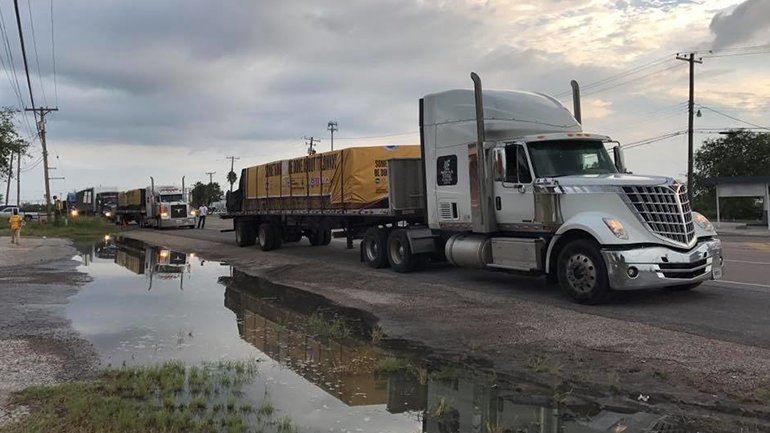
<box><xmin>160</xmin><ymin>217</ymin><xmax>196</xmax><ymax>228</ymax></box>
<box><xmin>601</xmin><ymin>238</ymin><xmax>723</xmax><ymax>290</ymax></box>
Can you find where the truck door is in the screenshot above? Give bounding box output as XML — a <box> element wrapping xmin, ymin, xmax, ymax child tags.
<box><xmin>493</xmin><ymin>144</ymin><xmax>536</xmax><ymax>231</ymax></box>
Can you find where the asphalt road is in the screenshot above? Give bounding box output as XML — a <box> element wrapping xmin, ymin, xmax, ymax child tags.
<box><xmin>148</xmin><ymin>217</ymin><xmax>770</xmax><ymax>350</ymax></box>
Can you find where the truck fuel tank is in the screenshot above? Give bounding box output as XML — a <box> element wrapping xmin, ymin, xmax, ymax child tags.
<box><xmin>445</xmin><ymin>233</ymin><xmax>491</xmax><ymax>269</ymax></box>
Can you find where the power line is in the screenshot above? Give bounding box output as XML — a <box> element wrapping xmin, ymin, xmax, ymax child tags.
<box><xmin>49</xmin><ymin>0</ymin><xmax>56</xmax><ymax>105</ymax></box>
<box><xmin>0</xmin><ymin>3</ymin><xmax>35</xmax><ymax>139</ymax></box>
<box><xmin>553</xmin><ymin>54</ymin><xmax>676</xmax><ymax>98</ymax></box>
<box><xmin>12</xmin><ymin>0</ymin><xmax>36</xmax><ymax>114</ymax></box>
<box><xmin>696</xmin><ymin>104</ymin><xmax>770</xmax><ymax>131</ymax></box>
<box><xmin>334</xmin><ymin>131</ymin><xmax>417</xmax><ymax>140</ymax></box>
<box><xmin>580</xmin><ymin>63</ymin><xmax>681</xmax><ymax>97</ymax></box>
<box><xmin>25</xmin><ymin>0</ymin><xmax>47</xmax><ymax>106</ymax></box>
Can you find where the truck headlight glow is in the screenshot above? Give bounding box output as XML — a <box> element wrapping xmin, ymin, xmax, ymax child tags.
<box><xmin>161</xmin><ymin>212</ymin><xmax>168</xmax><ymax>218</ymax></box>
<box><xmin>191</xmin><ymin>210</ymin><xmax>197</xmax><ymax>216</ymax></box>
<box><xmin>105</xmin><ymin>211</ymin><xmax>112</xmax><ymax>217</ymax></box>
<box><xmin>692</xmin><ymin>212</ymin><xmax>714</xmax><ymax>232</ymax></box>
<box><xmin>602</xmin><ymin>218</ymin><xmax>628</xmax><ymax>240</ymax></box>
<box><xmin>70</xmin><ymin>209</ymin><xmax>79</xmax><ymax>217</ymax></box>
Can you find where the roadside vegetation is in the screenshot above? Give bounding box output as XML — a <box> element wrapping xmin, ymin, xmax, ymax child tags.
<box><xmin>0</xmin><ymin>359</ymin><xmax>303</xmax><ymax>433</ymax></box>
<box><xmin>0</xmin><ymin>215</ymin><xmax>114</xmax><ymax>242</ymax></box>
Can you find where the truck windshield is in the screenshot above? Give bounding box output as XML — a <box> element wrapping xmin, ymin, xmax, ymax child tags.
<box><xmin>160</xmin><ymin>194</ymin><xmax>183</xmax><ymax>202</ymax></box>
<box><xmin>527</xmin><ymin>140</ymin><xmax>617</xmax><ymax>177</ymax></box>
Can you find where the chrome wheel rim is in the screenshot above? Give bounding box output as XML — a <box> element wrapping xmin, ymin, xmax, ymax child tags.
<box><xmin>389</xmin><ymin>239</ymin><xmax>405</xmax><ymax>265</ymax></box>
<box><xmin>364</xmin><ymin>237</ymin><xmax>379</xmax><ymax>262</ymax></box>
<box><xmin>258</xmin><ymin>227</ymin><xmax>267</xmax><ymax>247</ymax></box>
<box><xmin>566</xmin><ymin>253</ymin><xmax>597</xmax><ymax>293</ymax></box>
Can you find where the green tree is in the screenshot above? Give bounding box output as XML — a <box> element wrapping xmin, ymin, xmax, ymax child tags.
<box><xmin>190</xmin><ymin>181</ymin><xmax>223</xmax><ymax>207</ymax></box>
<box><xmin>0</xmin><ymin>107</ymin><xmax>29</xmax><ymax>178</ymax></box>
<box><xmin>693</xmin><ymin>130</ymin><xmax>769</xmax><ymax>220</ymax></box>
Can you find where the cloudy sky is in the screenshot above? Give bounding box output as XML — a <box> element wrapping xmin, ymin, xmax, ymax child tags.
<box><xmin>2</xmin><ymin>0</ymin><xmax>769</xmax><ymax>202</ymax></box>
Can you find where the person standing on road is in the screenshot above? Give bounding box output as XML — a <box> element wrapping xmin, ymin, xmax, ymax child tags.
<box><xmin>8</xmin><ymin>208</ymin><xmax>23</xmax><ymax>245</ymax></box>
<box><xmin>197</xmin><ymin>204</ymin><xmax>208</xmax><ymax>229</ymax></box>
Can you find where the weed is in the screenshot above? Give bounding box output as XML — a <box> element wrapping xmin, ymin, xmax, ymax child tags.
<box><xmin>754</xmin><ymin>386</ymin><xmax>770</xmax><ymax>403</ymax></box>
<box><xmin>527</xmin><ymin>355</ymin><xmax>562</xmax><ymax>375</ymax></box>
<box><xmin>432</xmin><ymin>365</ymin><xmax>458</xmax><ymax>383</ymax></box>
<box><xmin>190</xmin><ymin>395</ymin><xmax>208</xmax><ymax>411</ymax></box>
<box><xmin>277</xmin><ymin>416</ymin><xmax>298</xmax><ymax>433</ymax></box>
<box><xmin>432</xmin><ymin>396</ymin><xmax>451</xmax><ymax>419</ymax></box>
<box><xmin>370</xmin><ymin>326</ymin><xmax>384</xmax><ymax>344</ymax></box>
<box><xmin>307</xmin><ymin>311</ymin><xmax>351</xmax><ymax>341</ymax></box>
<box><xmin>376</xmin><ymin>357</ymin><xmax>409</xmax><ymax>374</ymax></box>
<box><xmin>226</xmin><ymin>397</ymin><xmax>237</xmax><ymax>412</ymax></box>
<box><xmin>258</xmin><ymin>400</ymin><xmax>275</xmax><ymax>416</ymax></box>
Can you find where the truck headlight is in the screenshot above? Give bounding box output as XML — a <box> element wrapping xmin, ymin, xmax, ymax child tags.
<box><xmin>70</xmin><ymin>209</ymin><xmax>79</xmax><ymax>217</ymax></box>
<box><xmin>602</xmin><ymin>218</ymin><xmax>628</xmax><ymax>240</ymax></box>
<box><xmin>191</xmin><ymin>210</ymin><xmax>197</xmax><ymax>216</ymax></box>
<box><xmin>692</xmin><ymin>212</ymin><xmax>714</xmax><ymax>232</ymax></box>
<box><xmin>105</xmin><ymin>211</ymin><xmax>112</xmax><ymax>217</ymax></box>
<box><xmin>161</xmin><ymin>212</ymin><xmax>168</xmax><ymax>217</ymax></box>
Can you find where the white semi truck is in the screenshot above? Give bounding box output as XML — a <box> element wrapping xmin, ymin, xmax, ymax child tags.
<box><xmin>224</xmin><ymin>73</ymin><xmax>723</xmax><ymax>304</ymax></box>
<box><xmin>116</xmin><ymin>182</ymin><xmax>196</xmax><ymax>229</ymax></box>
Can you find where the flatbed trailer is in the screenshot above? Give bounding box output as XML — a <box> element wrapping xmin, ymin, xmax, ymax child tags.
<box><xmin>222</xmin><ymin>157</ymin><xmax>427</xmax><ymax>249</ymax></box>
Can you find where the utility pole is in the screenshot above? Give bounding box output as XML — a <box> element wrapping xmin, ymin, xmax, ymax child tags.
<box><xmin>225</xmin><ymin>155</ymin><xmax>240</xmax><ymax>192</ymax></box>
<box><xmin>304</xmin><ymin>136</ymin><xmax>320</xmax><ymax>155</ymax></box>
<box><xmin>4</xmin><ymin>152</ymin><xmax>12</xmax><ymax>205</ymax></box>
<box><xmin>327</xmin><ymin>121</ymin><xmax>338</xmax><ymax>151</ymax></box>
<box><xmin>676</xmin><ymin>53</ymin><xmax>702</xmax><ymax>205</ymax></box>
<box><xmin>205</xmin><ymin>171</ymin><xmax>216</xmax><ymax>184</ymax></box>
<box><xmin>15</xmin><ymin>152</ymin><xmax>20</xmax><ymax>206</ymax></box>
<box><xmin>25</xmin><ymin>107</ymin><xmax>58</xmax><ymax>219</ymax></box>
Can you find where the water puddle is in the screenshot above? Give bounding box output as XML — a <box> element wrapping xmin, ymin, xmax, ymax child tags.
<box><xmin>67</xmin><ymin>237</ymin><xmax>685</xmax><ymax>433</ymax></box>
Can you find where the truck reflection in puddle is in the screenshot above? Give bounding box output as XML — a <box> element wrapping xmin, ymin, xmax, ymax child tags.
<box><xmin>113</xmin><ymin>236</ymin><xmax>192</xmax><ymax>290</ymax></box>
<box><xmin>221</xmin><ymin>269</ymin><xmax>672</xmax><ymax>433</ymax></box>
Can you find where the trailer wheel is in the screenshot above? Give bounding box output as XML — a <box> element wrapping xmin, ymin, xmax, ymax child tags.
<box><xmin>258</xmin><ymin>223</ymin><xmax>277</xmax><ymax>251</ymax></box>
<box><xmin>557</xmin><ymin>239</ymin><xmax>611</xmax><ymax>304</ymax></box>
<box><xmin>321</xmin><ymin>229</ymin><xmax>332</xmax><ymax>246</ymax></box>
<box><xmin>362</xmin><ymin>227</ymin><xmax>390</xmax><ymax>268</ymax></box>
<box><xmin>387</xmin><ymin>229</ymin><xmax>421</xmax><ymax>273</ymax></box>
<box><xmin>308</xmin><ymin>228</ymin><xmax>329</xmax><ymax>246</ymax></box>
<box><xmin>235</xmin><ymin>220</ymin><xmax>256</xmax><ymax>247</ymax></box>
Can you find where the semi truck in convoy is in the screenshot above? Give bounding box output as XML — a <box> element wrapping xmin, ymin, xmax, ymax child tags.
<box><xmin>116</xmin><ymin>182</ymin><xmax>196</xmax><ymax>229</ymax></box>
<box><xmin>223</xmin><ymin>73</ymin><xmax>723</xmax><ymax>304</ymax></box>
<box><xmin>73</xmin><ymin>187</ymin><xmax>118</xmax><ymax>218</ymax></box>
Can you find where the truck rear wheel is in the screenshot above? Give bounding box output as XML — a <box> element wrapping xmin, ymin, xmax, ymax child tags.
<box><xmin>387</xmin><ymin>229</ymin><xmax>420</xmax><ymax>273</ymax></box>
<box><xmin>557</xmin><ymin>239</ymin><xmax>611</xmax><ymax>304</ymax></box>
<box><xmin>308</xmin><ymin>228</ymin><xmax>331</xmax><ymax>246</ymax></box>
<box><xmin>258</xmin><ymin>223</ymin><xmax>277</xmax><ymax>251</ymax></box>
<box><xmin>362</xmin><ymin>227</ymin><xmax>390</xmax><ymax>268</ymax></box>
<box><xmin>235</xmin><ymin>220</ymin><xmax>256</xmax><ymax>247</ymax></box>
<box><xmin>321</xmin><ymin>229</ymin><xmax>332</xmax><ymax>246</ymax></box>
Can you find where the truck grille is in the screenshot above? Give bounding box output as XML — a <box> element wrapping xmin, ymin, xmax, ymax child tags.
<box><xmin>170</xmin><ymin>205</ymin><xmax>187</xmax><ymax>218</ymax></box>
<box><xmin>623</xmin><ymin>184</ymin><xmax>695</xmax><ymax>246</ymax></box>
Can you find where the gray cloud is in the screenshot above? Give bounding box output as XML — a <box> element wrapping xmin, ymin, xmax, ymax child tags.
<box><xmin>710</xmin><ymin>0</ymin><xmax>770</xmax><ymax>48</ymax></box>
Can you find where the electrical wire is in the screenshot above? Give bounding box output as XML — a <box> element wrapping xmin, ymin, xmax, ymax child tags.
<box><xmin>622</xmin><ymin>131</ymin><xmax>685</xmax><ymax>150</ymax></box>
<box><xmin>25</xmin><ymin>0</ymin><xmax>46</xmax><ymax>106</ymax></box>
<box><xmin>553</xmin><ymin>54</ymin><xmax>676</xmax><ymax>98</ymax></box>
<box><xmin>0</xmin><ymin>3</ymin><xmax>35</xmax><ymax>139</ymax></box>
<box><xmin>49</xmin><ymin>0</ymin><xmax>56</xmax><ymax>105</ymax></box>
<box><xmin>334</xmin><ymin>131</ymin><xmax>418</xmax><ymax>140</ymax></box>
<box><xmin>696</xmin><ymin>104</ymin><xmax>770</xmax><ymax>131</ymax></box>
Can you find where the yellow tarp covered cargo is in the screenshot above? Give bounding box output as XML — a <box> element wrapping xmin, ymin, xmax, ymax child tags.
<box><xmin>243</xmin><ymin>145</ymin><xmax>420</xmax><ymax>208</ymax></box>
<box><xmin>118</xmin><ymin>188</ymin><xmax>146</xmax><ymax>207</ymax></box>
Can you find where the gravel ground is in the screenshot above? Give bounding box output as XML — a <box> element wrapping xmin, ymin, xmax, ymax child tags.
<box><xmin>0</xmin><ymin>237</ymin><xmax>98</xmax><ymax>428</ymax></box>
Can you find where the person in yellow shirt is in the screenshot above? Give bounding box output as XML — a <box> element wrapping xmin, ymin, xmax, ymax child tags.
<box><xmin>9</xmin><ymin>208</ymin><xmax>23</xmax><ymax>245</ymax></box>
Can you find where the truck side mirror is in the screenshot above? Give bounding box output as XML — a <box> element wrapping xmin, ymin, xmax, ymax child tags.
<box><xmin>493</xmin><ymin>148</ymin><xmax>506</xmax><ymax>181</ymax></box>
<box><xmin>612</xmin><ymin>145</ymin><xmax>626</xmax><ymax>173</ymax></box>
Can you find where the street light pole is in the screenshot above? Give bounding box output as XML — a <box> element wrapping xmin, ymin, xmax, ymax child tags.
<box><xmin>327</xmin><ymin>121</ymin><xmax>338</xmax><ymax>152</ymax></box>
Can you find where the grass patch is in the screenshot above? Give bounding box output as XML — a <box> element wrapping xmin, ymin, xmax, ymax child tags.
<box><xmin>0</xmin><ymin>215</ymin><xmax>114</xmax><ymax>242</ymax></box>
<box><xmin>307</xmin><ymin>311</ymin><xmax>351</xmax><ymax>341</ymax></box>
<box><xmin>1</xmin><ymin>360</ymin><xmax>264</xmax><ymax>433</ymax></box>
<box><xmin>527</xmin><ymin>355</ymin><xmax>563</xmax><ymax>375</ymax></box>
<box><xmin>375</xmin><ymin>356</ymin><xmax>410</xmax><ymax>374</ymax></box>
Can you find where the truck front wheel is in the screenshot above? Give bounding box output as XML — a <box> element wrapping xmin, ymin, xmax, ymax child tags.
<box><xmin>362</xmin><ymin>227</ymin><xmax>389</xmax><ymax>268</ymax></box>
<box><xmin>387</xmin><ymin>229</ymin><xmax>420</xmax><ymax>273</ymax></box>
<box><xmin>557</xmin><ymin>239</ymin><xmax>611</xmax><ymax>304</ymax></box>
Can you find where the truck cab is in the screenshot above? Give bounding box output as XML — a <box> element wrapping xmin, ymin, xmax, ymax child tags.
<box><xmin>419</xmin><ymin>76</ymin><xmax>722</xmax><ymax>303</ymax></box>
<box><xmin>146</xmin><ymin>185</ymin><xmax>196</xmax><ymax>229</ymax></box>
